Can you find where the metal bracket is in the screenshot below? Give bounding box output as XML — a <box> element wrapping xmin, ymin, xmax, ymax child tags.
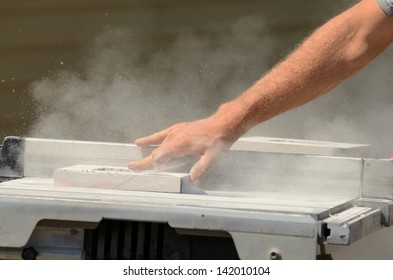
<box><xmin>321</xmin><ymin>206</ymin><xmax>382</xmax><ymax>245</ymax></box>
<box><xmin>354</xmin><ymin>198</ymin><xmax>393</xmax><ymax>226</ymax></box>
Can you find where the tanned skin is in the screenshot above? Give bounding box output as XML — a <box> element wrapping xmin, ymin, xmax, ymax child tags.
<box><xmin>128</xmin><ymin>0</ymin><xmax>393</xmax><ymax>184</ymax></box>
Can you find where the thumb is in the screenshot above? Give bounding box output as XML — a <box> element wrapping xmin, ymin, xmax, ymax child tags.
<box><xmin>189</xmin><ymin>150</ymin><xmax>218</xmax><ymax>184</ymax></box>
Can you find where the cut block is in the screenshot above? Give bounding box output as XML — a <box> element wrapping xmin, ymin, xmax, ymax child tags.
<box><xmin>53</xmin><ymin>165</ymin><xmax>199</xmax><ymax>194</ymax></box>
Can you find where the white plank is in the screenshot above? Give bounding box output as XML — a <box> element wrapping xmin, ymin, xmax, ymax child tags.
<box><xmin>53</xmin><ymin>165</ymin><xmax>188</xmax><ymax>193</ymax></box>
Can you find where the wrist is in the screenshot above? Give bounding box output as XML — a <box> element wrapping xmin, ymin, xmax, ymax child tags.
<box><xmin>209</xmin><ymin>100</ymin><xmax>253</xmax><ymax>144</ymax></box>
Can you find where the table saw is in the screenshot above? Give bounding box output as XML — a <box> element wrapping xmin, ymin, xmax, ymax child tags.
<box><xmin>0</xmin><ymin>136</ymin><xmax>392</xmax><ymax>260</ymax></box>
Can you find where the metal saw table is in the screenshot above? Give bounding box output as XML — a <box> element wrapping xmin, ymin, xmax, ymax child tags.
<box><xmin>0</xmin><ymin>136</ymin><xmax>392</xmax><ymax>260</ymax></box>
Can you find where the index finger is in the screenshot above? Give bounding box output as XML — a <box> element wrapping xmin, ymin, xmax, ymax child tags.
<box><xmin>135</xmin><ymin>128</ymin><xmax>170</xmax><ymax>146</ymax></box>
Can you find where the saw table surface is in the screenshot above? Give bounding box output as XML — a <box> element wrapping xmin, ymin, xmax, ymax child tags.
<box><xmin>0</xmin><ymin>177</ymin><xmax>355</xmax><ymax>218</ymax></box>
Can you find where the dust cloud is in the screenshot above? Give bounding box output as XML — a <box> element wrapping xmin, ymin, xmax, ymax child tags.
<box><xmin>29</xmin><ymin>16</ymin><xmax>274</xmax><ymax>144</ymax></box>
<box><xmin>29</xmin><ymin>13</ymin><xmax>393</xmax><ymax>159</ymax></box>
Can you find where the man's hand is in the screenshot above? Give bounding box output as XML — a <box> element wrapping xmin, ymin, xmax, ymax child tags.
<box><xmin>128</xmin><ymin>117</ymin><xmax>234</xmax><ymax>184</ymax></box>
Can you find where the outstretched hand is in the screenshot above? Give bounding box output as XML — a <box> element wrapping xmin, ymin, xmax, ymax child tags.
<box><xmin>128</xmin><ymin>117</ymin><xmax>233</xmax><ymax>184</ymax></box>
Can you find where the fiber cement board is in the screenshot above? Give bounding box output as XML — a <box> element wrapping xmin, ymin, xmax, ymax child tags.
<box><xmin>53</xmin><ymin>165</ymin><xmax>194</xmax><ymax>193</ymax></box>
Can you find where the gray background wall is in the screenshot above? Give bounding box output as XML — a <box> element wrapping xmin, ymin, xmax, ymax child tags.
<box><xmin>2</xmin><ymin>0</ymin><xmax>393</xmax><ymax>158</ymax></box>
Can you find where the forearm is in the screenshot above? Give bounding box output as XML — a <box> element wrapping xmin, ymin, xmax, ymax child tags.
<box><xmin>211</xmin><ymin>0</ymin><xmax>393</xmax><ymax>143</ymax></box>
